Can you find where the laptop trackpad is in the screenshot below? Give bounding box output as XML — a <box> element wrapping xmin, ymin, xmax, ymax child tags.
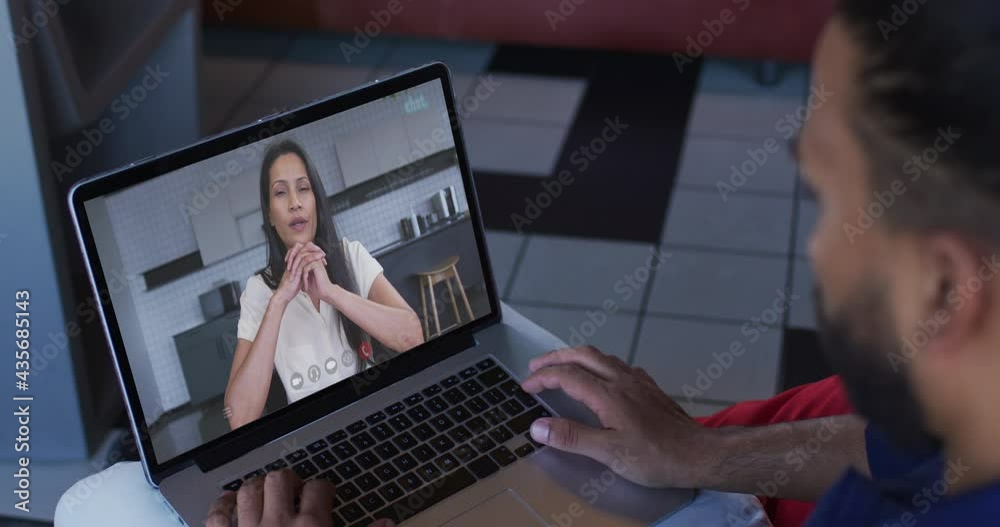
<box><xmin>440</xmin><ymin>489</ymin><xmax>546</xmax><ymax>527</ymax></box>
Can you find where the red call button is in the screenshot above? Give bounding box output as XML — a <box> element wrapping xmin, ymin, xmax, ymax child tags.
<box><xmin>359</xmin><ymin>341</ymin><xmax>373</xmax><ymax>361</ymax></box>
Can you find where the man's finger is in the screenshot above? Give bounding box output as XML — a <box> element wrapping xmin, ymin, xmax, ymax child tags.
<box><xmin>204</xmin><ymin>491</ymin><xmax>236</xmax><ymax>527</ymax></box>
<box><xmin>237</xmin><ymin>476</ymin><xmax>265</xmax><ymax>526</ymax></box>
<box><xmin>298</xmin><ymin>478</ymin><xmax>336</xmax><ymax>520</ymax></box>
<box><xmin>261</xmin><ymin>469</ymin><xmax>300</xmax><ymax>522</ymax></box>
<box><xmin>530</xmin><ymin>417</ymin><xmax>616</xmax><ymax>466</ymax></box>
<box><xmin>520</xmin><ymin>364</ymin><xmax>615</xmax><ymax>424</ymax></box>
<box><xmin>368</xmin><ymin>519</ymin><xmax>397</xmax><ymax>527</ymax></box>
<box><xmin>528</xmin><ymin>346</ymin><xmax>621</xmax><ymax>380</ymax></box>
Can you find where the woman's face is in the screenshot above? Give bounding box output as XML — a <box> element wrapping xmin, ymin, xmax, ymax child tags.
<box><xmin>267</xmin><ymin>153</ymin><xmax>318</xmax><ymax>249</ymax></box>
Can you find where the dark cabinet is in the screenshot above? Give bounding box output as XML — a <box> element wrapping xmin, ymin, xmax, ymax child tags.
<box><xmin>175</xmin><ymin>310</ymin><xmax>289</xmax><ymax>413</ymax></box>
<box><xmin>174</xmin><ymin>311</ymin><xmax>241</xmax><ymax>406</ymax></box>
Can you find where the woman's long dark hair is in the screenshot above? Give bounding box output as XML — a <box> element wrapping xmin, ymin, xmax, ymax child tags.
<box><xmin>258</xmin><ymin>140</ymin><xmax>372</xmax><ymax>369</ymax></box>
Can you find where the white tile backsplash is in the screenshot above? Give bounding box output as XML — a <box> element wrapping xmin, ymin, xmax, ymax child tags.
<box><xmin>134</xmin><ymin>244</ymin><xmax>268</xmax><ymax>410</ymax></box>
<box><xmin>334</xmin><ymin>166</ymin><xmax>469</xmax><ymax>253</ymax></box>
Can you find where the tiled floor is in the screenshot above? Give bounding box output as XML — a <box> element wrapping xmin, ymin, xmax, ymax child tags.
<box><xmin>200</xmin><ymin>28</ymin><xmax>822</xmax><ymax>413</ymax></box>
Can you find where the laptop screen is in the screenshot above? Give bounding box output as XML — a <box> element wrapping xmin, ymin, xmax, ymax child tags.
<box><xmin>81</xmin><ymin>78</ymin><xmax>493</xmax><ymax>463</ymax></box>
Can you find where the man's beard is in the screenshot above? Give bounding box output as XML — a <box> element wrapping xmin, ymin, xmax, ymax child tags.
<box><xmin>814</xmin><ymin>284</ymin><xmax>942</xmax><ymax>455</ymax></box>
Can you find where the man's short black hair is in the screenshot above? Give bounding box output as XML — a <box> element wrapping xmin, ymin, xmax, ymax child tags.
<box><xmin>835</xmin><ymin>0</ymin><xmax>1000</xmax><ymax>246</ymax></box>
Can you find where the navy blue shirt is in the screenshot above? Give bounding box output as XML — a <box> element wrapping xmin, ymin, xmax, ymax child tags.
<box><xmin>806</xmin><ymin>425</ymin><xmax>999</xmax><ymax>526</ymax></box>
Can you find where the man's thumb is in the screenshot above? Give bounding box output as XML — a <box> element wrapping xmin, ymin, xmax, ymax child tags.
<box><xmin>530</xmin><ymin>417</ymin><xmax>612</xmax><ymax>463</ymax></box>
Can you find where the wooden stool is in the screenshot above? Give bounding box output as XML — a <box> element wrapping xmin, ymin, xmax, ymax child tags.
<box><xmin>416</xmin><ymin>255</ymin><xmax>475</xmax><ymax>339</ymax></box>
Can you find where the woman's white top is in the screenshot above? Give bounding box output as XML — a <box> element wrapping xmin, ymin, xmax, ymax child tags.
<box><xmin>236</xmin><ymin>240</ymin><xmax>383</xmax><ymax>403</ymax></box>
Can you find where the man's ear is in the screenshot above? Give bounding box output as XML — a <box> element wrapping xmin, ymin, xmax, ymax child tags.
<box><xmin>921</xmin><ymin>234</ymin><xmax>993</xmax><ymax>356</ymax></box>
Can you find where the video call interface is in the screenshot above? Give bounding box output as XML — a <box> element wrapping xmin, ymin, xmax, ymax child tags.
<box><xmin>83</xmin><ymin>79</ymin><xmax>491</xmax><ymax>462</ymax></box>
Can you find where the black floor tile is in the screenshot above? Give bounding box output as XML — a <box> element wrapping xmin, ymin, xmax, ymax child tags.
<box><xmin>486</xmin><ymin>44</ymin><xmax>598</xmax><ymax>78</ymax></box>
<box><xmin>780</xmin><ymin>328</ymin><xmax>834</xmax><ymax>391</ymax></box>
<box><xmin>476</xmin><ymin>46</ymin><xmax>702</xmax><ymax>244</ymax></box>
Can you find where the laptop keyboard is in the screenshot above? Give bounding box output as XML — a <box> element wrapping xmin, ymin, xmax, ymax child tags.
<box><xmin>220</xmin><ymin>357</ymin><xmax>551</xmax><ymax>527</ymax></box>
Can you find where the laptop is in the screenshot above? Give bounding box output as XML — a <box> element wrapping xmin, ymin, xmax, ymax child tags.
<box><xmin>68</xmin><ymin>62</ymin><xmax>694</xmax><ymax>526</ymax></box>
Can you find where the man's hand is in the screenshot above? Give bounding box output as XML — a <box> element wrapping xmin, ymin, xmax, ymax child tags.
<box><xmin>521</xmin><ymin>346</ymin><xmax>722</xmax><ymax>489</ymax></box>
<box><xmin>205</xmin><ymin>469</ymin><xmax>395</xmax><ymax>527</ymax></box>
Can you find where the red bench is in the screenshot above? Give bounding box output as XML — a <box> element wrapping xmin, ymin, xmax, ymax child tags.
<box><xmin>206</xmin><ymin>0</ymin><xmax>835</xmax><ymax>62</ymax></box>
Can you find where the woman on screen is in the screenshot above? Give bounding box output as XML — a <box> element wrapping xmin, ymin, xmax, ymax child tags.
<box><xmin>224</xmin><ymin>140</ymin><xmax>424</xmax><ymax>429</ymax></box>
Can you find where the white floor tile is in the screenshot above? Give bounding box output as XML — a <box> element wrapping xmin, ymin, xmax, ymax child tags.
<box><xmin>469</xmin><ymin>73</ymin><xmax>587</xmax><ymax>124</ymax></box>
<box><xmin>662</xmin><ymin>190</ymin><xmax>793</xmax><ymax>254</ymax></box>
<box><xmin>509</xmin><ymin>235</ymin><xmax>664</xmax><ymax>311</ymax></box>
<box><xmin>510</xmin><ymin>303</ymin><xmax>638</xmax><ymax>362</ymax></box>
<box><xmin>789</xmin><ymin>258</ymin><xmax>817</xmax><ymax>329</ymax></box>
<box><xmin>462</xmin><ymin>119</ymin><xmax>569</xmax><ymax>177</ymax></box>
<box><xmin>646</xmin><ymin>250</ymin><xmax>790</xmax><ymax>322</ymax></box>
<box><xmin>634</xmin><ymin>316</ymin><xmax>783</xmax><ymax>402</ymax></box>
<box><xmin>485</xmin><ymin>229</ymin><xmax>527</xmax><ymax>296</ymax></box>
<box><xmin>688</xmin><ymin>93</ymin><xmax>807</xmax><ymax>139</ymax></box>
<box><xmin>676</xmin><ymin>136</ymin><xmax>798</xmax><ymax>195</ymax></box>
